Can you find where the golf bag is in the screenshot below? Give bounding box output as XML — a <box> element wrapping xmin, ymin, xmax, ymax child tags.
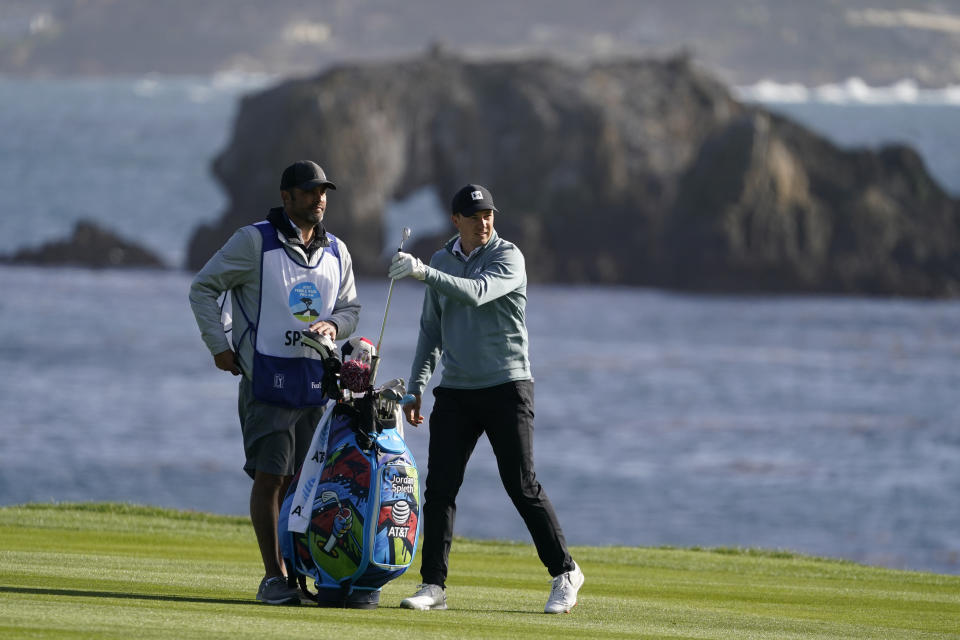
<box><xmin>278</xmin><ymin>367</ymin><xmax>420</xmax><ymax>609</ymax></box>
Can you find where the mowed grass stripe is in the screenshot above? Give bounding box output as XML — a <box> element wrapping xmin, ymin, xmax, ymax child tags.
<box><xmin>0</xmin><ymin>503</ymin><xmax>958</xmax><ymax>639</ymax></box>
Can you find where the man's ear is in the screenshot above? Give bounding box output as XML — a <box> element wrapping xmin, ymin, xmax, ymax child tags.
<box><xmin>280</xmin><ymin>189</ymin><xmax>291</xmax><ymax>207</ymax></box>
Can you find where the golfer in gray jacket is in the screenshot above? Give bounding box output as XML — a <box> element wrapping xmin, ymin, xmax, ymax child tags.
<box><xmin>189</xmin><ymin>160</ymin><xmax>360</xmax><ymax>605</ymax></box>
<box><xmin>389</xmin><ymin>183</ymin><xmax>584</xmax><ymax>614</ymax></box>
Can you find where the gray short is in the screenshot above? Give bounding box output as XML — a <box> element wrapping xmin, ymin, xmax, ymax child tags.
<box><xmin>238</xmin><ymin>376</ymin><xmax>326</xmax><ymax>479</ymax></box>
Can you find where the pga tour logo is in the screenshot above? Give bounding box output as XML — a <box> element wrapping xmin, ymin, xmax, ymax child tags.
<box><xmin>273</xmin><ymin>373</ymin><xmax>285</xmax><ymax>389</ymax></box>
<box><xmin>470</xmin><ymin>190</ymin><xmax>483</xmax><ymax>201</ymax></box>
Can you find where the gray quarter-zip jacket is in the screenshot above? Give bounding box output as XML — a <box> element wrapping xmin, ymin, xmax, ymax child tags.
<box><xmin>408</xmin><ymin>229</ymin><xmax>531</xmax><ymax>395</ymax></box>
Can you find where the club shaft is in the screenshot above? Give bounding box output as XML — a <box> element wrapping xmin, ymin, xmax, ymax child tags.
<box><xmin>375</xmin><ymin>280</ymin><xmax>395</xmax><ymax>354</ymax></box>
<box><xmin>371</xmin><ymin>227</ymin><xmax>411</xmax><ymax>386</ymax></box>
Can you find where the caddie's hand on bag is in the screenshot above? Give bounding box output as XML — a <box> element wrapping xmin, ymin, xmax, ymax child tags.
<box><xmin>389</xmin><ymin>252</ymin><xmax>426</xmax><ymax>281</ymax></box>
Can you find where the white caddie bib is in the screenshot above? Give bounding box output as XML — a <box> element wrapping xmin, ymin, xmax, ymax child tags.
<box><xmin>250</xmin><ymin>221</ymin><xmax>341</xmax><ymax>407</ymax></box>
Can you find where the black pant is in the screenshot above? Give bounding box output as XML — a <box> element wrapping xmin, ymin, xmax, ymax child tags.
<box><xmin>419</xmin><ymin>380</ymin><xmax>573</xmax><ymax>587</ymax></box>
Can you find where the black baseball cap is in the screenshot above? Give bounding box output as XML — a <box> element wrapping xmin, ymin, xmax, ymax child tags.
<box><xmin>451</xmin><ymin>184</ymin><xmax>498</xmax><ymax>216</ymax></box>
<box><xmin>280</xmin><ymin>160</ymin><xmax>337</xmax><ymax>191</ymax></box>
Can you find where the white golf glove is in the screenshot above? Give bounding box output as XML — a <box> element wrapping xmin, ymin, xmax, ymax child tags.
<box><xmin>389</xmin><ymin>252</ymin><xmax>427</xmax><ymax>281</ymax></box>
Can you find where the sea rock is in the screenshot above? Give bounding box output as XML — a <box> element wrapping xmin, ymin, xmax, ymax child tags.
<box><xmin>667</xmin><ymin>112</ymin><xmax>960</xmax><ymax>295</ymax></box>
<box><xmin>3</xmin><ymin>220</ymin><xmax>166</xmax><ymax>269</ymax></box>
<box><xmin>188</xmin><ymin>52</ymin><xmax>960</xmax><ymax>296</ymax></box>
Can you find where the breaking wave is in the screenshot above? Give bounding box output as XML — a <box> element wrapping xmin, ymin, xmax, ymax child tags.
<box><xmin>131</xmin><ymin>71</ymin><xmax>274</xmax><ymax>102</ymax></box>
<box><xmin>735</xmin><ymin>77</ymin><xmax>960</xmax><ymax>105</ymax></box>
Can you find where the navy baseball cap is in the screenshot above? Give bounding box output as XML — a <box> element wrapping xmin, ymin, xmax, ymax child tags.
<box><xmin>280</xmin><ymin>160</ymin><xmax>337</xmax><ymax>191</ymax></box>
<box><xmin>451</xmin><ymin>184</ymin><xmax>498</xmax><ymax>215</ymax></box>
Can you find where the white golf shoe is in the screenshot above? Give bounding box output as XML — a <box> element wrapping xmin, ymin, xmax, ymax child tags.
<box><xmin>400</xmin><ymin>583</ymin><xmax>447</xmax><ymax>610</ymax></box>
<box><xmin>544</xmin><ymin>562</ymin><xmax>584</xmax><ymax>614</ymax></box>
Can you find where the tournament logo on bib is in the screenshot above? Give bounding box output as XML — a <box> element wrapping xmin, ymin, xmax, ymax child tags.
<box><xmin>289</xmin><ymin>282</ymin><xmax>323</xmax><ymax>322</ymax></box>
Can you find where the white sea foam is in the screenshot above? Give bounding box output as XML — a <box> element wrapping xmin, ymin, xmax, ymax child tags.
<box><xmin>209</xmin><ymin>70</ymin><xmax>275</xmax><ymax>91</ymax></box>
<box><xmin>132</xmin><ymin>75</ymin><xmax>163</xmax><ymax>97</ymax></box>
<box><xmin>131</xmin><ymin>71</ymin><xmax>274</xmax><ymax>102</ymax></box>
<box><xmin>736</xmin><ymin>77</ymin><xmax>960</xmax><ymax>105</ymax></box>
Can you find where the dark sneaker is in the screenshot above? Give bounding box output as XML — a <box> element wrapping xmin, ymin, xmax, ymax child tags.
<box><xmin>544</xmin><ymin>562</ymin><xmax>584</xmax><ymax>614</ymax></box>
<box><xmin>400</xmin><ymin>583</ymin><xmax>447</xmax><ymax>610</ymax></box>
<box><xmin>256</xmin><ymin>576</ymin><xmax>300</xmax><ymax>605</ymax></box>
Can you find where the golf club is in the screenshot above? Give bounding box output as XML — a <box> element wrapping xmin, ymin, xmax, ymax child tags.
<box><xmin>369</xmin><ymin>227</ymin><xmax>411</xmax><ymax>386</ymax></box>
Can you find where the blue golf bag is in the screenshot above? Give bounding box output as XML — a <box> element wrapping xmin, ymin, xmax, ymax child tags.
<box><xmin>278</xmin><ymin>375</ymin><xmax>420</xmax><ymax>609</ymax></box>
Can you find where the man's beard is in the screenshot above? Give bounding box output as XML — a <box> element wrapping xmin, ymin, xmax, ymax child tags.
<box><xmin>292</xmin><ymin>206</ymin><xmax>322</xmax><ymax>226</ymax></box>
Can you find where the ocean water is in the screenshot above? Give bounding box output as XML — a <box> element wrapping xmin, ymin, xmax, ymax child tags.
<box><xmin>0</xmin><ymin>74</ymin><xmax>271</xmax><ymax>267</ymax></box>
<box><xmin>1</xmin><ymin>75</ymin><xmax>959</xmax><ymax>575</ymax></box>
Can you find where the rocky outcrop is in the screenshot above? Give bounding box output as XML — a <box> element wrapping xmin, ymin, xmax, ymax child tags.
<box><xmin>3</xmin><ymin>220</ymin><xmax>166</xmax><ymax>269</ymax></box>
<box><xmin>667</xmin><ymin>113</ymin><xmax>960</xmax><ymax>295</ymax></box>
<box><xmin>188</xmin><ymin>52</ymin><xmax>739</xmax><ymax>278</ymax></box>
<box><xmin>188</xmin><ymin>52</ymin><xmax>960</xmax><ymax>296</ymax></box>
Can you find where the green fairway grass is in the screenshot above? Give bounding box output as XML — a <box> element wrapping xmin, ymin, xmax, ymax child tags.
<box><xmin>1</xmin><ymin>503</ymin><xmax>958</xmax><ymax>639</ymax></box>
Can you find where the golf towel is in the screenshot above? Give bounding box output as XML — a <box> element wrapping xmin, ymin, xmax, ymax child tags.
<box><xmin>287</xmin><ymin>399</ymin><xmax>336</xmax><ymax>533</ymax></box>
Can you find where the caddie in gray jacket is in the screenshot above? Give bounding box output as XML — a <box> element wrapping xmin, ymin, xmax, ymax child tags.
<box><xmin>389</xmin><ymin>183</ymin><xmax>584</xmax><ymax>614</ymax></box>
<box><xmin>189</xmin><ymin>160</ymin><xmax>360</xmax><ymax>605</ymax></box>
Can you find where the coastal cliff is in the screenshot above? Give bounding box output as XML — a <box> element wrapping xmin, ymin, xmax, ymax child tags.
<box><xmin>187</xmin><ymin>52</ymin><xmax>960</xmax><ymax>296</ymax></box>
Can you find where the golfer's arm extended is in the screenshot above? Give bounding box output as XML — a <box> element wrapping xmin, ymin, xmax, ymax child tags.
<box><xmin>424</xmin><ymin>250</ymin><xmax>524</xmax><ymax>307</ymax></box>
